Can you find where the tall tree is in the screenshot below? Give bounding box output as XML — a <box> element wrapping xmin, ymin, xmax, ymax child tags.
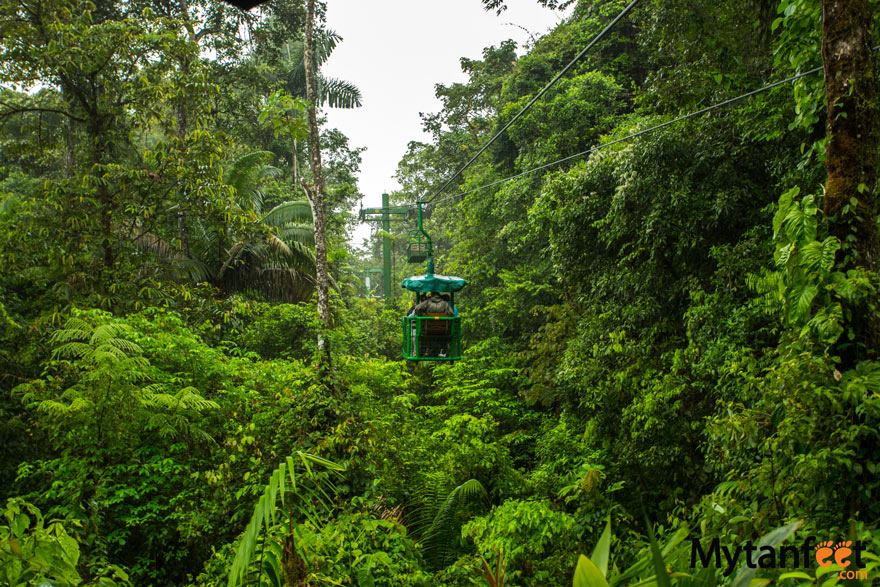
<box><xmin>166</xmin><ymin>0</ymin><xmax>262</xmax><ymax>257</ymax></box>
<box><xmin>302</xmin><ymin>0</ymin><xmax>333</xmax><ymax>373</ymax></box>
<box><xmin>821</xmin><ymin>0</ymin><xmax>879</xmax><ymax>269</ymax></box>
<box><xmin>0</xmin><ymin>0</ymin><xmax>179</xmax><ymax>283</ymax></box>
<box><xmin>821</xmin><ymin>0</ymin><xmax>879</xmax><ymax>353</ymax></box>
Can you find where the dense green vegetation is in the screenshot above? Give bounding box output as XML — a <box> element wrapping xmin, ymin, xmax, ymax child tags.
<box><xmin>2</xmin><ymin>0</ymin><xmax>879</xmax><ymax>585</ymax></box>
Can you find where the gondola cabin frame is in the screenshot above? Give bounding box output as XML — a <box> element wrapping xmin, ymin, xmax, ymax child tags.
<box><xmin>401</xmin><ymin>277</ymin><xmax>466</xmax><ymax>362</ymax></box>
<box><xmin>399</xmin><ymin>201</ymin><xmax>467</xmax><ymax>362</ymax></box>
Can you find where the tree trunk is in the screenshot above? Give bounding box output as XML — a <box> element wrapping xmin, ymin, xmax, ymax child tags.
<box><xmin>285</xmin><ymin>43</ymin><xmax>301</xmax><ymax>184</ymax></box>
<box><xmin>303</xmin><ymin>0</ymin><xmax>333</xmax><ymax>373</ymax></box>
<box><xmin>64</xmin><ymin>116</ymin><xmax>75</xmax><ymax>177</ymax></box>
<box><xmin>91</xmin><ymin>117</ymin><xmax>115</xmax><ymax>273</ymax></box>
<box><xmin>822</xmin><ymin>0</ymin><xmax>879</xmax><ymax>355</ymax></box>
<box><xmin>822</xmin><ymin>0</ymin><xmax>879</xmax><ymax>268</ymax></box>
<box><xmin>175</xmin><ymin>87</ymin><xmax>191</xmax><ymax>258</ymax></box>
<box><xmin>175</xmin><ymin>0</ymin><xmax>194</xmax><ymax>258</ymax></box>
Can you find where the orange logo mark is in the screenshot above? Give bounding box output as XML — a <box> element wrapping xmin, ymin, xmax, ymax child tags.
<box><xmin>814</xmin><ymin>540</ymin><xmax>853</xmax><ymax>568</ymax></box>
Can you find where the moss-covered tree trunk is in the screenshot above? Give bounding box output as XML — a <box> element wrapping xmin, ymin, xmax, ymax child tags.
<box><xmin>822</xmin><ymin>0</ymin><xmax>879</xmax><ymax>355</ymax></box>
<box><xmin>822</xmin><ymin>0</ymin><xmax>879</xmax><ymax>268</ymax></box>
<box><xmin>302</xmin><ymin>0</ymin><xmax>333</xmax><ymax>374</ymax></box>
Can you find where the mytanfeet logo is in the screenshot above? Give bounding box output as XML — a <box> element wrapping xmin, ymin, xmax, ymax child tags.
<box><xmin>814</xmin><ymin>540</ymin><xmax>869</xmax><ymax>580</ymax></box>
<box><xmin>691</xmin><ymin>536</ymin><xmax>870</xmax><ymax>580</ymax></box>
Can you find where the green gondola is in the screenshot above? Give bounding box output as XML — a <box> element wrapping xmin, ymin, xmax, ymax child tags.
<box><xmin>401</xmin><ymin>203</ymin><xmax>467</xmax><ymax>361</ymax></box>
<box><xmin>406</xmin><ymin>229</ymin><xmax>430</xmax><ymax>263</ymax></box>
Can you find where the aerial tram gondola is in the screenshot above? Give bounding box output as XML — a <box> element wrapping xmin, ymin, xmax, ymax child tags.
<box><xmin>402</xmin><ymin>203</ymin><xmax>467</xmax><ymax>361</ymax></box>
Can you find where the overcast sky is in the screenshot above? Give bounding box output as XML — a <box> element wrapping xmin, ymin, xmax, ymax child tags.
<box><xmin>319</xmin><ymin>0</ymin><xmax>571</xmax><ymax>246</ymax></box>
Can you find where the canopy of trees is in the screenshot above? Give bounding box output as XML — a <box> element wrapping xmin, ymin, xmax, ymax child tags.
<box><xmin>1</xmin><ymin>0</ymin><xmax>879</xmax><ymax>585</ymax></box>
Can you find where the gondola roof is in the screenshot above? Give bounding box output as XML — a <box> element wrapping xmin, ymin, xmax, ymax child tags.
<box><xmin>401</xmin><ymin>274</ymin><xmax>467</xmax><ymax>293</ymax></box>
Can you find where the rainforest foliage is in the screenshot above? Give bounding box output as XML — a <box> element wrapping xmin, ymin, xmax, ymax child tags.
<box><xmin>1</xmin><ymin>0</ymin><xmax>879</xmax><ymax>585</ymax></box>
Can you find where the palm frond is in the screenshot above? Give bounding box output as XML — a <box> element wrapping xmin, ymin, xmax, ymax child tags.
<box><xmin>133</xmin><ymin>230</ymin><xmax>185</xmax><ymax>260</ymax></box>
<box><xmin>286</xmin><ymin>30</ymin><xmax>359</xmax><ymax>108</ymax></box>
<box><xmin>318</xmin><ymin>76</ymin><xmax>363</xmax><ymax>109</ymax></box>
<box><xmin>262</xmin><ymin>201</ymin><xmax>312</xmax><ymax>227</ymax></box>
<box><xmin>423</xmin><ymin>479</ymin><xmax>488</xmax><ymax>569</ymax></box>
<box><xmin>225</xmin><ymin>151</ymin><xmax>277</xmax><ymax>211</ymax></box>
<box><xmin>171</xmin><ymin>257</ymin><xmax>214</xmax><ymax>283</ymax></box>
<box><xmin>266</xmin><ymin>234</ymin><xmax>292</xmax><ymax>257</ymax></box>
<box><xmin>227</xmin><ymin>453</ymin><xmax>344</xmax><ymax>587</ymax></box>
<box><xmin>409</xmin><ymin>472</ymin><xmax>455</xmax><ymax>538</ymax></box>
<box><xmin>286</xmin><ymin>42</ymin><xmax>307</xmax><ymax>96</ymax></box>
<box><xmin>275</xmin><ymin>226</ymin><xmax>316</xmax><ymax>249</ymax></box>
<box><xmin>313</xmin><ymin>29</ymin><xmax>342</xmax><ymax>65</ymax></box>
<box><xmin>410</xmin><ymin>474</ymin><xmax>489</xmax><ymax>570</ymax></box>
<box><xmin>216</xmin><ymin>242</ymin><xmax>246</xmax><ymax>283</ymax></box>
<box><xmin>255</xmin><ymin>266</ymin><xmax>316</xmax><ymax>303</ymax></box>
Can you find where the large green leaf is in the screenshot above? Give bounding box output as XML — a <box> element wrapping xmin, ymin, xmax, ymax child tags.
<box><xmin>645</xmin><ymin>517</ymin><xmax>672</xmax><ymax>587</ymax></box>
<box><xmin>263</xmin><ymin>201</ymin><xmax>312</xmax><ymax>227</ymax></box>
<box><xmin>591</xmin><ymin>517</ymin><xmax>612</xmax><ymax>577</ymax></box>
<box><xmin>574</xmin><ymin>554</ymin><xmax>611</xmax><ymax>587</ymax></box>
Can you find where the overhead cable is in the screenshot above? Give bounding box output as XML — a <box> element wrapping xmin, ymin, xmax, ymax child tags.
<box><xmin>429</xmin><ymin>63</ymin><xmax>828</xmax><ymax>207</ymax></box>
<box><xmin>423</xmin><ymin>0</ymin><xmax>642</xmax><ymax>204</ymax></box>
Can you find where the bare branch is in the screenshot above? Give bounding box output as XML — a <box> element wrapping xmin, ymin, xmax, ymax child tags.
<box><xmin>0</xmin><ymin>101</ymin><xmax>85</xmax><ymax>122</ymax></box>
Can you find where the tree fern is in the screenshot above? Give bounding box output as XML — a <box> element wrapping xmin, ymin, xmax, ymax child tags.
<box><xmin>141</xmin><ymin>386</ymin><xmax>220</xmax><ymax>443</ymax></box>
<box><xmin>16</xmin><ymin>311</ymin><xmax>218</xmax><ymax>447</ymax></box>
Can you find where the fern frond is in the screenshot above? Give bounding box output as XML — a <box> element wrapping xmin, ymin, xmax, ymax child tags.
<box><xmin>90</xmin><ymin>346</ymin><xmax>128</xmax><ymax>365</ymax></box>
<box><xmin>175</xmin><ymin>386</ymin><xmax>220</xmax><ymax>411</ymax></box>
<box><xmin>52</xmin><ymin>342</ymin><xmax>92</xmax><ymax>360</ymax></box>
<box><xmin>105</xmin><ymin>337</ymin><xmax>142</xmax><ymax>355</ymax></box>
<box><xmin>116</xmin><ymin>356</ymin><xmax>151</xmax><ymax>375</ymax></box>
<box><xmin>37</xmin><ymin>399</ymin><xmax>74</xmax><ymax>415</ymax></box>
<box><xmin>51</xmin><ymin>326</ymin><xmax>90</xmax><ymax>345</ymax></box>
<box><xmin>37</xmin><ymin>396</ymin><xmax>94</xmax><ymax>415</ymax></box>
<box><xmin>90</xmin><ymin>323</ymin><xmax>127</xmax><ymax>345</ymax></box>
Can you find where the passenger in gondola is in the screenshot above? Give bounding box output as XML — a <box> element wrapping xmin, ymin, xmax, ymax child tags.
<box><xmin>440</xmin><ymin>293</ymin><xmax>456</xmax><ymax>316</ymax></box>
<box><xmin>415</xmin><ymin>292</ymin><xmax>453</xmax><ymax>316</ymax></box>
<box><xmin>406</xmin><ymin>293</ymin><xmax>423</xmax><ymax>317</ymax></box>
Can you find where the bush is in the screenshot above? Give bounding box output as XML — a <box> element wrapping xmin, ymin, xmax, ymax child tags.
<box><xmin>461</xmin><ymin>499</ymin><xmax>579</xmax><ymax>585</ymax></box>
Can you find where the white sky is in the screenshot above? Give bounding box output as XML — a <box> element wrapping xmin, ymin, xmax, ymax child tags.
<box><xmin>320</xmin><ymin>0</ymin><xmax>571</xmax><ymax>246</ymax></box>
